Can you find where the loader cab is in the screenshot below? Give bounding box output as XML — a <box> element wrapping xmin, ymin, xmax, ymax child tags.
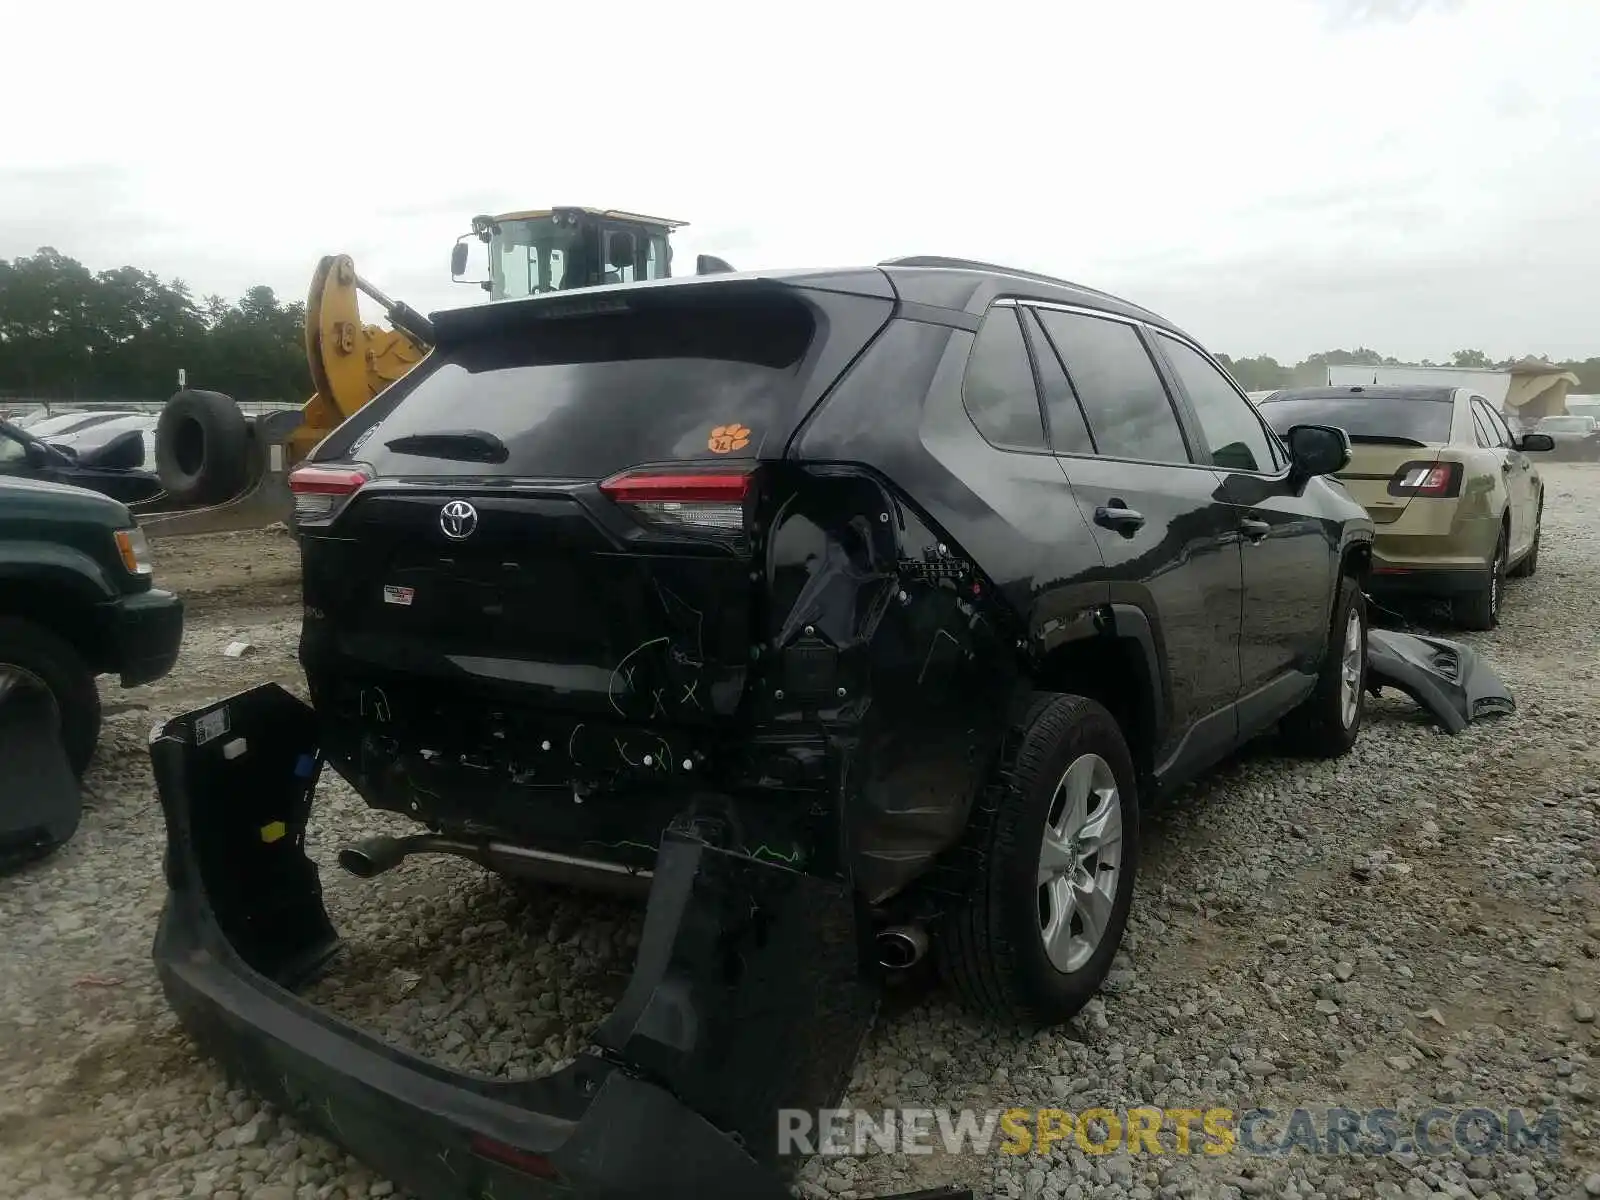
<box><xmin>451</xmin><ymin>208</ymin><xmax>684</xmax><ymax>301</ymax></box>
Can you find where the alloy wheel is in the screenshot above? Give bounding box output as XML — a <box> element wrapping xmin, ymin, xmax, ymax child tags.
<box><xmin>1339</xmin><ymin>607</ymin><xmax>1363</xmax><ymax>729</ymax></box>
<box><xmin>1037</xmin><ymin>752</ymin><xmax>1124</xmax><ymax>973</ymax></box>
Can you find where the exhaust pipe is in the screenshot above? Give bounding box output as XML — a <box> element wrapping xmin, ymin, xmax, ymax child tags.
<box><xmin>338</xmin><ymin>835</ymin><xmax>409</xmax><ymax>879</ymax></box>
<box><xmin>876</xmin><ymin>925</ymin><xmax>928</xmax><ymax>970</ymax></box>
<box><xmin>337</xmin><ymin>833</ymin><xmax>653</xmax><ymax>896</ymax></box>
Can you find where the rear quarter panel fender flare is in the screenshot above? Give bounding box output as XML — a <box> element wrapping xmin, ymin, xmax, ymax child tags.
<box><xmin>1028</xmin><ymin>601</ymin><xmax>1169</xmax><ymax>769</ymax></box>
<box><xmin>1339</xmin><ymin>533</ymin><xmax>1373</xmax><ymax>580</ymax></box>
<box><xmin>1106</xmin><ymin>602</ymin><xmax>1167</xmax><ymax>750</ymax></box>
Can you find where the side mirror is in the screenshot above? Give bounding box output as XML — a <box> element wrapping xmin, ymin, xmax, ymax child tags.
<box><xmin>23</xmin><ymin>440</ymin><xmax>50</xmax><ymax>468</ymax></box>
<box><xmin>1517</xmin><ymin>433</ymin><xmax>1555</xmax><ymax>453</ymax></box>
<box><xmin>1285</xmin><ymin>423</ymin><xmax>1351</xmax><ymax>478</ymax></box>
<box><xmin>450</xmin><ymin>240</ymin><xmax>470</xmax><ymax>279</ymax></box>
<box><xmin>696</xmin><ymin>254</ymin><xmax>735</xmax><ymax>275</ymax></box>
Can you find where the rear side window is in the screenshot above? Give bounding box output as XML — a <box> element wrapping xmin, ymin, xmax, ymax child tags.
<box><xmin>1033</xmin><ymin>310</ymin><xmax>1190</xmax><ymax>464</ymax></box>
<box><xmin>1019</xmin><ymin>309</ymin><xmax>1095</xmax><ymax>454</ymax></box>
<box><xmin>356</xmin><ymin>292</ymin><xmax>814</xmax><ymax>479</ymax></box>
<box><xmin>1156</xmin><ymin>333</ymin><xmax>1277</xmax><ymax>473</ymax></box>
<box><xmin>962</xmin><ymin>307</ymin><xmax>1047</xmax><ymax>452</ymax></box>
<box><xmin>1474</xmin><ymin>399</ymin><xmax>1512</xmax><ymax>447</ymax></box>
<box><xmin>1471</xmin><ymin>409</ymin><xmax>1493</xmax><ymax>447</ymax></box>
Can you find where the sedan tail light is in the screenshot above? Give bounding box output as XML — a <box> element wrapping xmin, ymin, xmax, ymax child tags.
<box><xmin>598</xmin><ymin>467</ymin><xmax>753</xmax><ymax>535</ymax></box>
<box><xmin>288</xmin><ymin>463</ymin><xmax>372</xmax><ymax>523</ymax></box>
<box><xmin>1387</xmin><ymin>461</ymin><xmax>1461</xmax><ymax>498</ymax></box>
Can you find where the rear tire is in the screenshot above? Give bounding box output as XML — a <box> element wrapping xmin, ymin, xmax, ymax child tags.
<box><xmin>155</xmin><ymin>389</ymin><xmax>251</xmax><ymax>506</ymax></box>
<box><xmin>0</xmin><ymin>616</ymin><xmax>100</xmax><ymax>778</ymax></box>
<box><xmin>1281</xmin><ymin>576</ymin><xmax>1366</xmax><ymax>758</ymax></box>
<box><xmin>1452</xmin><ymin>525</ymin><xmax>1506</xmax><ymax>631</ymax></box>
<box><xmin>1509</xmin><ymin>503</ymin><xmax>1541</xmax><ymax>578</ymax></box>
<box><xmin>938</xmin><ymin>693</ymin><xmax>1140</xmax><ymax>1026</ymax></box>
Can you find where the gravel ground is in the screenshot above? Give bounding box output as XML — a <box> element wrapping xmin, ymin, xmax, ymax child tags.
<box><xmin>4</xmin><ymin>470</ymin><xmax>1599</xmax><ymax>1200</ymax></box>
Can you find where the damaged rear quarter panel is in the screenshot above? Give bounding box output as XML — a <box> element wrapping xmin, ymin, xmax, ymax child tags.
<box><xmin>780</xmin><ymin>315</ymin><xmax>1107</xmax><ymax>903</ymax></box>
<box><xmin>760</xmin><ymin>465</ymin><xmax>1022</xmax><ymax>902</ymax></box>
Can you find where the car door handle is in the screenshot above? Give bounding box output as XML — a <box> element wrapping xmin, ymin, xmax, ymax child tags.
<box><xmin>1094</xmin><ymin>503</ymin><xmax>1145</xmax><ymax>535</ymax></box>
<box><xmin>1240</xmin><ymin>518</ymin><xmax>1270</xmax><ymax>543</ymax></box>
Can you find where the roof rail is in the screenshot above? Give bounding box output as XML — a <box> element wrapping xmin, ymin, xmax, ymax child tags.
<box><xmin>877</xmin><ymin>256</ymin><xmax>1128</xmax><ymax>304</ymax></box>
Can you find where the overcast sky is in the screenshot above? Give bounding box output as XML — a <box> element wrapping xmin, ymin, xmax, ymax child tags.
<box><xmin>3</xmin><ymin>0</ymin><xmax>1596</xmax><ymax>364</ymax></box>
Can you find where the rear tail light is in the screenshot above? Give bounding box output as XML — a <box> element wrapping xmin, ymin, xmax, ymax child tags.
<box><xmin>599</xmin><ymin>467</ymin><xmax>752</xmax><ymax>535</ymax></box>
<box><xmin>288</xmin><ymin>463</ymin><xmax>372</xmax><ymax>522</ymax></box>
<box><xmin>1387</xmin><ymin>461</ymin><xmax>1461</xmax><ymax>498</ymax></box>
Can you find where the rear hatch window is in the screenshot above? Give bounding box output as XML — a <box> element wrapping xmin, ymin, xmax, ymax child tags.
<box><xmin>1259</xmin><ymin>396</ymin><xmax>1456</xmax><ymax>520</ymax></box>
<box><xmin>355</xmin><ymin>289</ymin><xmax>816</xmax><ymax>481</ymax></box>
<box><xmin>1257</xmin><ymin>396</ymin><xmax>1455</xmax><ymax>445</ymax></box>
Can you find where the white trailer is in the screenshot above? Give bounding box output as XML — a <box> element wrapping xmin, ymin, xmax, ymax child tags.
<box><xmin>1325</xmin><ymin>361</ymin><xmax>1580</xmax><ymax>422</ymax></box>
<box><xmin>1325</xmin><ymin>364</ymin><xmax>1512</xmax><ymax>406</ymax></box>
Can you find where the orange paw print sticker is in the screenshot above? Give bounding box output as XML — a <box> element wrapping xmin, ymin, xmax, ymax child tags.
<box><xmin>707</xmin><ymin>423</ymin><xmax>751</xmax><ymax>454</ymax></box>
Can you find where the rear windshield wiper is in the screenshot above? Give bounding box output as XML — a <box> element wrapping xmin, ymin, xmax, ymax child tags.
<box><xmin>383</xmin><ymin>429</ymin><xmax>509</xmax><ymax>464</ymax></box>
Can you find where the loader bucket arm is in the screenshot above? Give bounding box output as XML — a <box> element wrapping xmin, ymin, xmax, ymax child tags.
<box><xmin>298</xmin><ymin>255</ymin><xmax>432</xmax><ymax>459</ymax></box>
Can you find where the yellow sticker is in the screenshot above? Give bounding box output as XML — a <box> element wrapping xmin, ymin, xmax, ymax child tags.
<box><xmin>260</xmin><ymin>820</ymin><xmax>287</xmax><ymax>844</ymax></box>
<box><xmin>707</xmin><ymin>423</ymin><xmax>751</xmax><ymax>454</ymax></box>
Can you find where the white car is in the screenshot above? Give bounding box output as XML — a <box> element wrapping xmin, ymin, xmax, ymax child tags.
<box><xmin>22</xmin><ymin>410</ymin><xmax>142</xmax><ymax>441</ymax></box>
<box><xmin>1533</xmin><ymin>414</ymin><xmax>1600</xmax><ymax>459</ymax></box>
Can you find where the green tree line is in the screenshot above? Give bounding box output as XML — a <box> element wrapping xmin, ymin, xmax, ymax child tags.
<box><xmin>0</xmin><ymin>248</ymin><xmax>311</xmax><ymax>403</ymax></box>
<box><xmin>3</xmin><ymin>247</ymin><xmax>1598</xmax><ymax>403</ymax></box>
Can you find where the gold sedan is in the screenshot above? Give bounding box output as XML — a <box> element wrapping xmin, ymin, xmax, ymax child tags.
<box><xmin>1257</xmin><ymin>385</ymin><xmax>1553</xmax><ymax>630</ymax></box>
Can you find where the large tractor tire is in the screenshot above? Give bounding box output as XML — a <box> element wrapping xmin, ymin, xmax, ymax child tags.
<box><xmin>155</xmin><ymin>390</ymin><xmax>252</xmax><ymax>506</ymax></box>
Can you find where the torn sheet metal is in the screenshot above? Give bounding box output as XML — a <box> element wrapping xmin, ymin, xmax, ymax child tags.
<box><xmin>0</xmin><ymin>685</ymin><xmax>80</xmax><ymax>871</ymax></box>
<box><xmin>1366</xmin><ymin>627</ymin><xmax>1515</xmax><ymax>734</ymax></box>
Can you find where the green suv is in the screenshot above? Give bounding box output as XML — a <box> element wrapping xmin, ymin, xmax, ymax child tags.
<box><xmin>1</xmin><ymin>475</ymin><xmax>184</xmax><ymax>863</ymax></box>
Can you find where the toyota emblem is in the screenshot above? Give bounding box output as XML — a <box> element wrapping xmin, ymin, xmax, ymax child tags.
<box><xmin>439</xmin><ymin>500</ymin><xmax>478</xmax><ymax>540</ymax></box>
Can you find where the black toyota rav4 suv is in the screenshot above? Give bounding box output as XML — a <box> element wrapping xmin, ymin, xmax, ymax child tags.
<box><xmin>148</xmin><ymin>259</ymin><xmax>1372</xmax><ymax>1200</ymax></box>
<box><xmin>288</xmin><ymin>257</ymin><xmax>1372</xmax><ymax>1016</ymax></box>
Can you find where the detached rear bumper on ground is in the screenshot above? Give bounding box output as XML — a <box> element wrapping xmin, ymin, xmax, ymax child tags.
<box><xmin>149</xmin><ymin>683</ymin><xmax>974</xmax><ymax>1200</ymax></box>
